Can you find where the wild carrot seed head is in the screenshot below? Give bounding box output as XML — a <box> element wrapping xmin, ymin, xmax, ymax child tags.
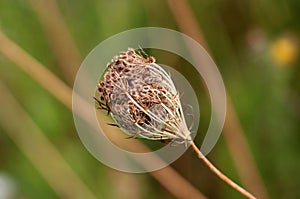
<box><xmin>96</xmin><ymin>48</ymin><xmax>191</xmax><ymax>143</ymax></box>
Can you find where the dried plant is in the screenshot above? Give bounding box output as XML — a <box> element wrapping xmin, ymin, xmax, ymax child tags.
<box><xmin>95</xmin><ymin>48</ymin><xmax>256</xmax><ymax>199</ymax></box>
<box><xmin>95</xmin><ymin>48</ymin><xmax>190</xmax><ymax>143</ymax></box>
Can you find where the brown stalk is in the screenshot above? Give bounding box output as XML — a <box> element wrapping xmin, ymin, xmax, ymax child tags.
<box><xmin>28</xmin><ymin>0</ymin><xmax>82</xmax><ymax>84</ymax></box>
<box><xmin>167</xmin><ymin>0</ymin><xmax>269</xmax><ymax>198</ymax></box>
<box><xmin>0</xmin><ymin>81</ymin><xmax>98</xmax><ymax>199</ymax></box>
<box><xmin>0</xmin><ymin>31</ymin><xmax>206</xmax><ymax>199</ymax></box>
<box><xmin>0</xmin><ymin>31</ymin><xmax>72</xmax><ymax>109</ymax></box>
<box><xmin>190</xmin><ymin>141</ymin><xmax>256</xmax><ymax>199</ymax></box>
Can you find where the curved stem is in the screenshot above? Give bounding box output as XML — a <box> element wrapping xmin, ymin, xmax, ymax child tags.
<box><xmin>189</xmin><ymin>141</ymin><xmax>256</xmax><ymax>199</ymax></box>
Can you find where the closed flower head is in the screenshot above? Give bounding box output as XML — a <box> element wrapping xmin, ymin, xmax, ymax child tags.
<box><xmin>95</xmin><ymin>48</ymin><xmax>191</xmax><ymax>143</ymax></box>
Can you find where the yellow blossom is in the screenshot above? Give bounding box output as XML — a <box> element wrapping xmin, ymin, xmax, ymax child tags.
<box><xmin>270</xmin><ymin>37</ymin><xmax>298</xmax><ymax>66</ymax></box>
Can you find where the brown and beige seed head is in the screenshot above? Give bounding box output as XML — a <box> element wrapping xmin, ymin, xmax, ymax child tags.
<box><xmin>96</xmin><ymin>48</ymin><xmax>190</xmax><ymax>141</ymax></box>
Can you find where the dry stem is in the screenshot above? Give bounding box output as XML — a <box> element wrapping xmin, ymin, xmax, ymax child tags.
<box><xmin>28</xmin><ymin>0</ymin><xmax>82</xmax><ymax>84</ymax></box>
<box><xmin>0</xmin><ymin>81</ymin><xmax>98</xmax><ymax>199</ymax></box>
<box><xmin>189</xmin><ymin>141</ymin><xmax>256</xmax><ymax>199</ymax></box>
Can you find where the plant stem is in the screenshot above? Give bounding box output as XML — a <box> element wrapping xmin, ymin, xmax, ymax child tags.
<box><xmin>189</xmin><ymin>141</ymin><xmax>256</xmax><ymax>199</ymax></box>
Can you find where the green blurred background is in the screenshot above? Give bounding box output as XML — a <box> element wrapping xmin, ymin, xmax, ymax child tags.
<box><xmin>0</xmin><ymin>0</ymin><xmax>299</xmax><ymax>199</ymax></box>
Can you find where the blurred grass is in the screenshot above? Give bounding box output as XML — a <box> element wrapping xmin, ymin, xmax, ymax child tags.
<box><xmin>0</xmin><ymin>0</ymin><xmax>300</xmax><ymax>199</ymax></box>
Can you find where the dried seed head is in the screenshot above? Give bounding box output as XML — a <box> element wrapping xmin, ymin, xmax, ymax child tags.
<box><xmin>96</xmin><ymin>48</ymin><xmax>191</xmax><ymax>142</ymax></box>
